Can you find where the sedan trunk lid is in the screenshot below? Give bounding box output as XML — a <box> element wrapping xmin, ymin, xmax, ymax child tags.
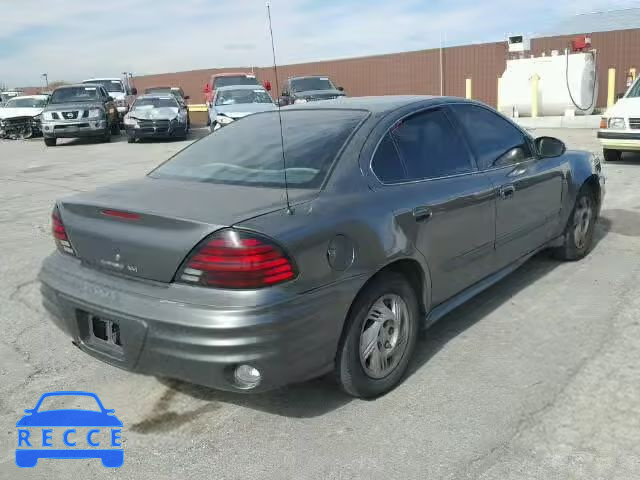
<box><xmin>58</xmin><ymin>177</ymin><xmax>311</xmax><ymax>283</ymax></box>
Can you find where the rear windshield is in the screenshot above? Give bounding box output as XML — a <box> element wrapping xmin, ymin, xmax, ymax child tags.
<box><xmin>150</xmin><ymin>109</ymin><xmax>366</xmax><ymax>189</ymax></box>
<box><xmin>83</xmin><ymin>80</ymin><xmax>124</xmax><ymax>93</ymax></box>
<box><xmin>290</xmin><ymin>77</ymin><xmax>335</xmax><ymax>93</ymax></box>
<box><xmin>213</xmin><ymin>76</ymin><xmax>259</xmax><ymax>89</ymax></box>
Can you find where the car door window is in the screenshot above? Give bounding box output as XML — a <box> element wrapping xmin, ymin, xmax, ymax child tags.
<box><xmin>371</xmin><ymin>134</ymin><xmax>406</xmax><ymax>183</ymax></box>
<box><xmin>450</xmin><ymin>104</ymin><xmax>533</xmax><ymax>170</ymax></box>
<box><xmin>390</xmin><ymin>109</ymin><xmax>473</xmax><ymax>181</ymax></box>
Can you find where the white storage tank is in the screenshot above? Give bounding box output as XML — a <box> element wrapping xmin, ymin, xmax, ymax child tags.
<box><xmin>498</xmin><ymin>51</ymin><xmax>598</xmax><ymax>116</ymax></box>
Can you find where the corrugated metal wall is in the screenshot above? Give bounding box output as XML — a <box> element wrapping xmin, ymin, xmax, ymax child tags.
<box><xmin>132</xmin><ymin>29</ymin><xmax>640</xmax><ymax>109</ymax></box>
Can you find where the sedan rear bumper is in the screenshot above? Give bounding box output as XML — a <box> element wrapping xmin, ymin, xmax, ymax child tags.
<box><xmin>39</xmin><ymin>252</ymin><xmax>363</xmax><ymax>392</ymax></box>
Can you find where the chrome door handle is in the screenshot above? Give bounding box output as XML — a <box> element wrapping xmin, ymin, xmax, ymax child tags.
<box><xmin>499</xmin><ymin>185</ymin><xmax>516</xmax><ymax>199</ymax></box>
<box><xmin>412</xmin><ymin>206</ymin><xmax>433</xmax><ymax>222</ymax></box>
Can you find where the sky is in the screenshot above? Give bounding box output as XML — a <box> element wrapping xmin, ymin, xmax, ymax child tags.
<box><xmin>1</xmin><ymin>0</ymin><xmax>639</xmax><ymax>86</ymax></box>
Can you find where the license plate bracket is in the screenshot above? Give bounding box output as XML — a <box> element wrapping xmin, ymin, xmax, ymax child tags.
<box><xmin>90</xmin><ymin>315</ymin><xmax>122</xmax><ymax>347</ymax></box>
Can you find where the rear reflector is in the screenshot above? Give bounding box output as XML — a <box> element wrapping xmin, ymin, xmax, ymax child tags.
<box><xmin>52</xmin><ymin>207</ymin><xmax>76</xmax><ymax>256</ymax></box>
<box><xmin>176</xmin><ymin>229</ymin><xmax>296</xmax><ymax>289</ymax></box>
<box><xmin>101</xmin><ymin>209</ymin><xmax>141</xmax><ymax>220</ymax></box>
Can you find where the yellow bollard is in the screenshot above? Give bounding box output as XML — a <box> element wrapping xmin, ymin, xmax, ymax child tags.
<box><xmin>497</xmin><ymin>76</ymin><xmax>502</xmax><ymax>112</ymax></box>
<box><xmin>631</xmin><ymin>67</ymin><xmax>637</xmax><ymax>80</ymax></box>
<box><xmin>465</xmin><ymin>78</ymin><xmax>472</xmax><ymax>99</ymax></box>
<box><xmin>607</xmin><ymin>68</ymin><xmax>616</xmax><ymax>107</ymax></box>
<box><xmin>531</xmin><ymin>74</ymin><xmax>540</xmax><ymax>118</ymax></box>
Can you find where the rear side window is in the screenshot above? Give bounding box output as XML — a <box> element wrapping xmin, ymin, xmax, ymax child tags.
<box><xmin>450</xmin><ymin>104</ymin><xmax>533</xmax><ymax>169</ymax></box>
<box><xmin>389</xmin><ymin>109</ymin><xmax>473</xmax><ymax>181</ymax></box>
<box><xmin>150</xmin><ymin>109</ymin><xmax>366</xmax><ymax>189</ymax></box>
<box><xmin>371</xmin><ymin>135</ymin><xmax>405</xmax><ymax>183</ymax></box>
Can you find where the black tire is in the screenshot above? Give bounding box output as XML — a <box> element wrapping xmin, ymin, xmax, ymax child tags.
<box><xmin>335</xmin><ymin>272</ymin><xmax>419</xmax><ymax>398</ymax></box>
<box><xmin>552</xmin><ymin>187</ymin><xmax>597</xmax><ymax>261</ymax></box>
<box><xmin>44</xmin><ymin>137</ymin><xmax>56</xmax><ymax>147</ymax></box>
<box><xmin>111</xmin><ymin>120</ymin><xmax>120</xmax><ymax>135</ymax></box>
<box><xmin>603</xmin><ymin>149</ymin><xmax>621</xmax><ymax>162</ymax></box>
<box><xmin>127</xmin><ymin>137</ymin><xmax>135</xmax><ymax>144</ymax></box>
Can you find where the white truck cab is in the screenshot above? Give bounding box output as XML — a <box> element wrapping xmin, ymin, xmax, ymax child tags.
<box><xmin>81</xmin><ymin>78</ymin><xmax>137</xmax><ymax>122</ymax></box>
<box><xmin>598</xmin><ymin>77</ymin><xmax>640</xmax><ymax>162</ymax></box>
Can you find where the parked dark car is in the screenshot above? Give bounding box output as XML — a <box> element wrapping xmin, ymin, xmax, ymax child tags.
<box><xmin>279</xmin><ymin>75</ymin><xmax>345</xmax><ymax>105</ymax></box>
<box><xmin>123</xmin><ymin>94</ymin><xmax>189</xmax><ymax>143</ymax></box>
<box><xmin>39</xmin><ymin>96</ymin><xmax>604</xmax><ymax>398</ymax></box>
<box><xmin>41</xmin><ymin>84</ymin><xmax>120</xmax><ymax>146</ymax></box>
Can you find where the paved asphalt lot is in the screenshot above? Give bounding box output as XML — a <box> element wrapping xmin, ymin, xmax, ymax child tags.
<box><xmin>1</xmin><ymin>129</ymin><xmax>639</xmax><ymax>479</ymax></box>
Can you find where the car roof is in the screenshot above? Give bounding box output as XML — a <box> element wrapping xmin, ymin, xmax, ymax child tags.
<box><xmin>58</xmin><ymin>83</ymin><xmax>102</xmax><ymax>89</ymax></box>
<box><xmin>289</xmin><ymin>75</ymin><xmax>332</xmax><ymax>80</ymax></box>
<box><xmin>211</xmin><ymin>72</ymin><xmax>255</xmax><ymax>78</ymax></box>
<box><xmin>216</xmin><ymin>85</ymin><xmax>266</xmax><ymax>92</ymax></box>
<box><xmin>7</xmin><ymin>94</ymin><xmax>49</xmax><ymax>100</ymax></box>
<box><xmin>136</xmin><ymin>94</ymin><xmax>177</xmax><ymax>100</ymax></box>
<box><xmin>285</xmin><ymin>95</ymin><xmax>455</xmax><ymax>113</ymax></box>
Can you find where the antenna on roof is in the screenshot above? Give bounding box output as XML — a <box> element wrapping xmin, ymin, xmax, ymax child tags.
<box><xmin>266</xmin><ymin>1</ymin><xmax>293</xmax><ymax>215</ymax></box>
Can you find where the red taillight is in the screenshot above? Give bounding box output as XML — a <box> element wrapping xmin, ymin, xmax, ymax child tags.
<box><xmin>177</xmin><ymin>229</ymin><xmax>296</xmax><ymax>289</ymax></box>
<box><xmin>52</xmin><ymin>207</ymin><xmax>76</xmax><ymax>256</ymax></box>
<box><xmin>101</xmin><ymin>209</ymin><xmax>141</xmax><ymax>221</ymax></box>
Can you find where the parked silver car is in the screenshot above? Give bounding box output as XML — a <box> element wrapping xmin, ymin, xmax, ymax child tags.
<box><xmin>39</xmin><ymin>96</ymin><xmax>604</xmax><ymax>398</ymax></box>
<box><xmin>209</xmin><ymin>85</ymin><xmax>276</xmax><ymax>131</ymax></box>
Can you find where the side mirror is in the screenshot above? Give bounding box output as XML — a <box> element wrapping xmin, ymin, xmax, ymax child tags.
<box><xmin>281</xmin><ymin>90</ymin><xmax>289</xmax><ymax>97</ymax></box>
<box><xmin>107</xmin><ymin>96</ymin><xmax>114</xmax><ymax>102</ymax></box>
<box><xmin>337</xmin><ymin>86</ymin><xmax>344</xmax><ymax>92</ymax></box>
<box><xmin>184</xmin><ymin>95</ymin><xmax>190</xmax><ymax>100</ymax></box>
<box><xmin>24</xmin><ymin>409</ymin><xmax>34</xmax><ymax>414</ymax></box>
<box><xmin>535</xmin><ymin>136</ymin><xmax>566</xmax><ymax>158</ymax></box>
<box><xmin>131</xmin><ymin>87</ymin><xmax>138</xmax><ymax>96</ymax></box>
<box><xmin>616</xmin><ymin>92</ymin><xmax>624</xmax><ymax>100</ymax></box>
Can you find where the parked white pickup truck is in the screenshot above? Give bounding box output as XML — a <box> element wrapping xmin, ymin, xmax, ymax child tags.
<box><xmin>81</xmin><ymin>78</ymin><xmax>137</xmax><ymax>124</ymax></box>
<box><xmin>598</xmin><ymin>77</ymin><xmax>640</xmax><ymax>162</ymax></box>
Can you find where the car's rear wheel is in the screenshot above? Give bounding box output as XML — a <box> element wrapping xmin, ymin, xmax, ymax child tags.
<box><xmin>603</xmin><ymin>149</ymin><xmax>621</xmax><ymax>162</ymax></box>
<box><xmin>44</xmin><ymin>137</ymin><xmax>56</xmax><ymax>147</ymax></box>
<box><xmin>336</xmin><ymin>272</ymin><xmax>419</xmax><ymax>398</ymax></box>
<box><xmin>127</xmin><ymin>137</ymin><xmax>136</xmax><ymax>144</ymax></box>
<box><xmin>552</xmin><ymin>187</ymin><xmax>596</xmax><ymax>261</ymax></box>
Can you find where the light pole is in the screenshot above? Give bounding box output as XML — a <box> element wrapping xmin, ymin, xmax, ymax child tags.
<box><xmin>42</xmin><ymin>73</ymin><xmax>49</xmax><ymax>89</ymax></box>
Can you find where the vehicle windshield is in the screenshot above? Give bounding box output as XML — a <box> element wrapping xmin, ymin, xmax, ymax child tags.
<box><xmin>4</xmin><ymin>97</ymin><xmax>47</xmax><ymax>108</ymax></box>
<box><xmin>215</xmin><ymin>89</ymin><xmax>272</xmax><ymax>105</ymax></box>
<box><xmin>213</xmin><ymin>76</ymin><xmax>259</xmax><ymax>89</ymax></box>
<box><xmin>627</xmin><ymin>79</ymin><xmax>640</xmax><ymax>98</ymax></box>
<box><xmin>290</xmin><ymin>77</ymin><xmax>335</xmax><ymax>93</ymax></box>
<box><xmin>150</xmin><ymin>109</ymin><xmax>366</xmax><ymax>189</ymax></box>
<box><xmin>83</xmin><ymin>80</ymin><xmax>124</xmax><ymax>93</ymax></box>
<box><xmin>36</xmin><ymin>395</ymin><xmax>102</xmax><ymax>412</ymax></box>
<box><xmin>49</xmin><ymin>87</ymin><xmax>100</xmax><ymax>104</ymax></box>
<box><xmin>132</xmin><ymin>97</ymin><xmax>179</xmax><ymax>109</ymax></box>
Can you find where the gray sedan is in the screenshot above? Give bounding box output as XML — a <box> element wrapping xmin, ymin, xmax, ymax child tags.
<box><xmin>39</xmin><ymin>96</ymin><xmax>604</xmax><ymax>398</ymax></box>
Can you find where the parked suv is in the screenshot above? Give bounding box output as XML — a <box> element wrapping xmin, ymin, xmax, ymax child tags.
<box><xmin>279</xmin><ymin>75</ymin><xmax>345</xmax><ymax>106</ymax></box>
<box><xmin>41</xmin><ymin>84</ymin><xmax>120</xmax><ymax>146</ymax></box>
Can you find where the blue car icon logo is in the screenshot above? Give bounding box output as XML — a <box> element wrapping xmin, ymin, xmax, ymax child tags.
<box><xmin>16</xmin><ymin>391</ymin><xmax>123</xmax><ymax>468</ymax></box>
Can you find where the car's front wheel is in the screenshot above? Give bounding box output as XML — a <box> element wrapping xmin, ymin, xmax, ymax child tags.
<box><xmin>553</xmin><ymin>187</ymin><xmax>597</xmax><ymax>261</ymax></box>
<box><xmin>603</xmin><ymin>149</ymin><xmax>621</xmax><ymax>162</ymax></box>
<box><xmin>336</xmin><ymin>272</ymin><xmax>419</xmax><ymax>398</ymax></box>
<box><xmin>44</xmin><ymin>137</ymin><xmax>56</xmax><ymax>147</ymax></box>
